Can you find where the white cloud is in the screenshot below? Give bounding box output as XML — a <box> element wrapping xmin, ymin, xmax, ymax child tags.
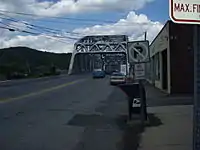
<box><xmin>0</xmin><ymin>0</ymin><xmax>154</xmax><ymax>16</ymax></box>
<box><xmin>8</xmin><ymin>21</ymin><xmax>28</xmax><ymax>31</ymax></box>
<box><xmin>0</xmin><ymin>34</ymin><xmax>75</xmax><ymax>53</ymax></box>
<box><xmin>73</xmin><ymin>11</ymin><xmax>163</xmax><ymax>43</ymax></box>
<box><xmin>0</xmin><ymin>11</ymin><xmax>163</xmax><ymax>53</ymax></box>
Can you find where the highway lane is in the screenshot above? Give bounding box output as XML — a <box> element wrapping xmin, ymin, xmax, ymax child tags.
<box><xmin>0</xmin><ymin>75</ymin><xmax>130</xmax><ymax>150</ymax></box>
<box><xmin>0</xmin><ymin>74</ymin><xmax>90</xmax><ymax>102</ymax></box>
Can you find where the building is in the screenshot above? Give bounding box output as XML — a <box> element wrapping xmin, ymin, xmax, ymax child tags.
<box><xmin>146</xmin><ymin>20</ymin><xmax>194</xmax><ymax>95</ymax></box>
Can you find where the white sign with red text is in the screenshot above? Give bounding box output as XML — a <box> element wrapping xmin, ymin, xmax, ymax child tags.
<box><xmin>170</xmin><ymin>0</ymin><xmax>200</xmax><ymax>24</ymax></box>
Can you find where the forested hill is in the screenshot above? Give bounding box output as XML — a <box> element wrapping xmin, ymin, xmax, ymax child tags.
<box><xmin>0</xmin><ymin>47</ymin><xmax>72</xmax><ymax>79</ymax></box>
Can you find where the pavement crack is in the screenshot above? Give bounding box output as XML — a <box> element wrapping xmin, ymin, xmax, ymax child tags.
<box><xmin>47</xmin><ymin>108</ymin><xmax>69</xmax><ymax>112</ymax></box>
<box><xmin>67</xmin><ymin>113</ymin><xmax>124</xmax><ymax>130</ymax></box>
<box><xmin>16</xmin><ymin>111</ymin><xmax>25</xmax><ymax>116</ymax></box>
<box><xmin>3</xmin><ymin>115</ymin><xmax>10</xmax><ymax>120</ymax></box>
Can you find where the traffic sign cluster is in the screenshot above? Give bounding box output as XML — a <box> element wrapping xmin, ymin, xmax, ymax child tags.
<box><xmin>128</xmin><ymin>41</ymin><xmax>150</xmax><ymax>64</ymax></box>
<box><xmin>127</xmin><ymin>40</ymin><xmax>149</xmax><ymax>80</ymax></box>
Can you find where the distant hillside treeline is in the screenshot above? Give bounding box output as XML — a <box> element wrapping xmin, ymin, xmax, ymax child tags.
<box><xmin>0</xmin><ymin>47</ymin><xmax>72</xmax><ymax>79</ymax></box>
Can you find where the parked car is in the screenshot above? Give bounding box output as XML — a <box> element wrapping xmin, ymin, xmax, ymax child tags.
<box><xmin>110</xmin><ymin>72</ymin><xmax>126</xmax><ymax>85</ymax></box>
<box><xmin>92</xmin><ymin>69</ymin><xmax>105</xmax><ymax>78</ymax></box>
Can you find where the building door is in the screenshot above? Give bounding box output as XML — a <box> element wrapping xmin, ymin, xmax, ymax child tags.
<box><xmin>162</xmin><ymin>50</ymin><xmax>168</xmax><ymax>90</ymax></box>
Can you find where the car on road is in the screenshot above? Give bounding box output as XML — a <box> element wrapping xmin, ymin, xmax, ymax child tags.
<box><xmin>110</xmin><ymin>72</ymin><xmax>126</xmax><ymax>85</ymax></box>
<box><xmin>92</xmin><ymin>69</ymin><xmax>105</xmax><ymax>78</ymax></box>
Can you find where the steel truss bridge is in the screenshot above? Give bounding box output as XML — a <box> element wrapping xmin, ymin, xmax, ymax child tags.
<box><xmin>68</xmin><ymin>35</ymin><xmax>128</xmax><ymax>74</ymax></box>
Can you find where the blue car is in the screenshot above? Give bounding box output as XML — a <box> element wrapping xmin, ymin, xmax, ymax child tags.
<box><xmin>92</xmin><ymin>69</ymin><xmax>105</xmax><ymax>78</ymax></box>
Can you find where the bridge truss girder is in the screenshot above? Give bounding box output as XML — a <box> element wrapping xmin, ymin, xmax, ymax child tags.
<box><xmin>68</xmin><ymin>35</ymin><xmax>128</xmax><ymax>75</ymax></box>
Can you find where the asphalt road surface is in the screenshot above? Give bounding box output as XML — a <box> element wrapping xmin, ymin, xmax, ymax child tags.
<box><xmin>0</xmin><ymin>75</ymin><xmax>193</xmax><ymax>150</ymax></box>
<box><xmin>0</xmin><ymin>74</ymin><xmax>132</xmax><ymax>150</ymax></box>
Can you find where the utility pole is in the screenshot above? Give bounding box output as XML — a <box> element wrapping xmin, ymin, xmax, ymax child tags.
<box><xmin>193</xmin><ymin>24</ymin><xmax>200</xmax><ymax>150</ymax></box>
<box><xmin>144</xmin><ymin>31</ymin><xmax>147</xmax><ymax>41</ymax></box>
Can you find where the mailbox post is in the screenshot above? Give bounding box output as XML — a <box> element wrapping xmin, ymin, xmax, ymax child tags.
<box><xmin>118</xmin><ymin>82</ymin><xmax>147</xmax><ymax>122</ymax></box>
<box><xmin>139</xmin><ymin>80</ymin><xmax>147</xmax><ymax>124</ymax></box>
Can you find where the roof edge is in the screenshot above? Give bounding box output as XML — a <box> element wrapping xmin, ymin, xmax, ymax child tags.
<box><xmin>150</xmin><ymin>20</ymin><xmax>172</xmax><ymax>47</ymax></box>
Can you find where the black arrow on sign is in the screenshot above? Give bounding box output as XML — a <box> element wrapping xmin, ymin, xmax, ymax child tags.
<box><xmin>134</xmin><ymin>46</ymin><xmax>143</xmax><ymax>59</ymax></box>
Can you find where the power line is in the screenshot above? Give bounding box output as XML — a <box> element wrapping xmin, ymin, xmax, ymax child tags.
<box><xmin>0</xmin><ymin>13</ymin><xmax>87</xmax><ymax>38</ymax></box>
<box><xmin>0</xmin><ymin>26</ymin><xmax>74</xmax><ymax>44</ymax></box>
<box><xmin>0</xmin><ymin>15</ymin><xmax>59</xmax><ymax>32</ymax></box>
<box><xmin>0</xmin><ymin>9</ymin><xmax>151</xmax><ymax>27</ymax></box>
<box><xmin>0</xmin><ymin>17</ymin><xmax>82</xmax><ymax>40</ymax></box>
<box><xmin>0</xmin><ymin>26</ymin><xmax>14</xmax><ymax>31</ymax></box>
<box><xmin>0</xmin><ymin>9</ymin><xmax>115</xmax><ymax>23</ymax></box>
<box><xmin>0</xmin><ymin>17</ymin><xmax>66</xmax><ymax>36</ymax></box>
<box><xmin>0</xmin><ymin>25</ymin><xmax>78</xmax><ymax>44</ymax></box>
<box><xmin>0</xmin><ymin>23</ymin><xmax>40</xmax><ymax>35</ymax></box>
<box><xmin>0</xmin><ymin>20</ymin><xmax>40</xmax><ymax>35</ymax></box>
<box><xmin>0</xmin><ymin>10</ymin><xmax>152</xmax><ymax>43</ymax></box>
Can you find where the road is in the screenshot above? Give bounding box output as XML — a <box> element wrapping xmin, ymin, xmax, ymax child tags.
<box><xmin>0</xmin><ymin>75</ymin><xmax>193</xmax><ymax>150</ymax></box>
<box><xmin>0</xmin><ymin>74</ymin><xmax>131</xmax><ymax>150</ymax></box>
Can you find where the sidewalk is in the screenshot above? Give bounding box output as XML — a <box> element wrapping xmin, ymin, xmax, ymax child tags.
<box><xmin>139</xmin><ymin>105</ymin><xmax>193</xmax><ymax>150</ymax></box>
<box><xmin>138</xmin><ymin>84</ymin><xmax>193</xmax><ymax>150</ymax></box>
<box><xmin>145</xmin><ymin>83</ymin><xmax>193</xmax><ymax>107</ymax></box>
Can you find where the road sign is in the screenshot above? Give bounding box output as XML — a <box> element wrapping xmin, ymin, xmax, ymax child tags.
<box><xmin>170</xmin><ymin>0</ymin><xmax>200</xmax><ymax>24</ymax></box>
<box><xmin>128</xmin><ymin>41</ymin><xmax>149</xmax><ymax>63</ymax></box>
<box><xmin>134</xmin><ymin>63</ymin><xmax>145</xmax><ymax>80</ymax></box>
<box><xmin>120</xmin><ymin>64</ymin><xmax>127</xmax><ymax>75</ymax></box>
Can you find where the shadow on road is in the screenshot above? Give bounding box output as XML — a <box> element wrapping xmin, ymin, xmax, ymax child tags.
<box><xmin>117</xmin><ymin>113</ymin><xmax>162</xmax><ymax>150</ymax></box>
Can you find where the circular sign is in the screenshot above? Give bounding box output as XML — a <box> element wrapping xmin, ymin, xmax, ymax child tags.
<box><xmin>128</xmin><ymin>42</ymin><xmax>149</xmax><ymax>63</ymax></box>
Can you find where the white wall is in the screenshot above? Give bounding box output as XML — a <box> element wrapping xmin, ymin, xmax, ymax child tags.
<box><xmin>150</xmin><ymin>23</ymin><xmax>169</xmax><ymax>57</ymax></box>
<box><xmin>149</xmin><ymin>22</ymin><xmax>171</xmax><ymax>93</ymax></box>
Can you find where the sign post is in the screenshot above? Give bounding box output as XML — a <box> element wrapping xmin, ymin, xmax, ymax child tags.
<box><xmin>193</xmin><ymin>24</ymin><xmax>200</xmax><ymax>150</ymax></box>
<box><xmin>169</xmin><ymin>1</ymin><xmax>200</xmax><ymax>149</ymax></box>
<box><xmin>127</xmin><ymin>41</ymin><xmax>149</xmax><ymax>123</ymax></box>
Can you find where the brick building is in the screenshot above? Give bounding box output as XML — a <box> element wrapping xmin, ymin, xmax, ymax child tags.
<box><xmin>146</xmin><ymin>20</ymin><xmax>194</xmax><ymax>95</ymax></box>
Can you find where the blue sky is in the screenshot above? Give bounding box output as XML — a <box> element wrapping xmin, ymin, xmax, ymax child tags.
<box><xmin>31</xmin><ymin>0</ymin><xmax>169</xmax><ymax>31</ymax></box>
<box><xmin>138</xmin><ymin>0</ymin><xmax>170</xmax><ymax>23</ymax></box>
<box><xmin>0</xmin><ymin>0</ymin><xmax>169</xmax><ymax>53</ymax></box>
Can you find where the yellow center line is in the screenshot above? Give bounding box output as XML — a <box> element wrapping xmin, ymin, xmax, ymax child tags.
<box><xmin>0</xmin><ymin>78</ymin><xmax>86</xmax><ymax>104</ymax></box>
